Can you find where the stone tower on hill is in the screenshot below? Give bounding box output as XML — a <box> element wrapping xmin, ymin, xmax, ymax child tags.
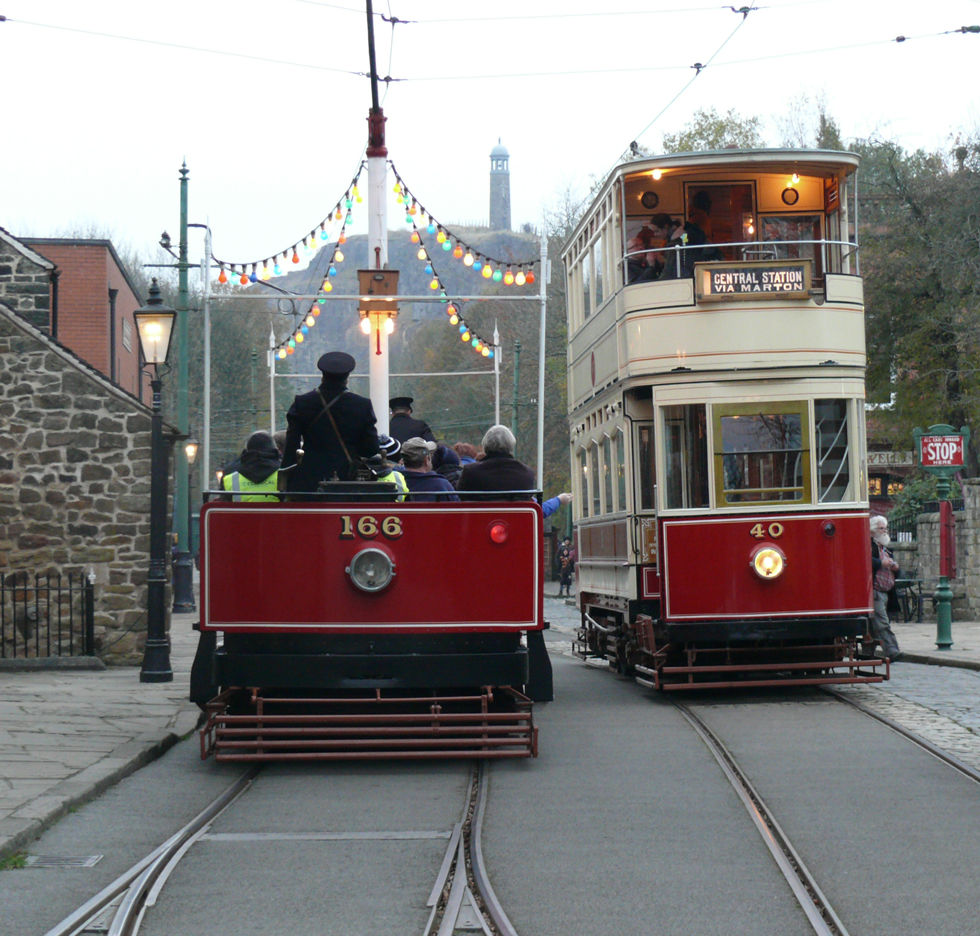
<box><xmin>489</xmin><ymin>139</ymin><xmax>511</xmax><ymax>231</ymax></box>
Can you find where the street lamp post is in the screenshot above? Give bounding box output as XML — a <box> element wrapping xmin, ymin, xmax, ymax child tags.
<box><xmin>135</xmin><ymin>280</ymin><xmax>177</xmax><ymax>683</ymax></box>
<box><xmin>185</xmin><ymin>435</ymin><xmax>199</xmax><ymax>610</ymax></box>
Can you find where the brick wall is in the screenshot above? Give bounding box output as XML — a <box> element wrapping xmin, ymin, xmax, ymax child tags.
<box><xmin>0</xmin><ymin>302</ymin><xmax>174</xmax><ymax>663</ymax></box>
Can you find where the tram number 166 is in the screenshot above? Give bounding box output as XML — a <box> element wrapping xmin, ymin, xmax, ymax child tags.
<box><xmin>749</xmin><ymin>522</ymin><xmax>784</xmax><ymax>540</ymax></box>
<box><xmin>339</xmin><ymin>515</ymin><xmax>403</xmax><ymax>539</ymax></box>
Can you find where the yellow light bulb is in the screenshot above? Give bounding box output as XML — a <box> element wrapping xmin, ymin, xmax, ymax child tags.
<box><xmin>360</xmin><ymin>317</ymin><xmax>371</xmax><ymax>335</ymax></box>
<box><xmin>334</xmin><ymin>250</ymin><xmax>344</xmax><ymax>263</ymax></box>
<box><xmin>418</xmin><ymin>248</ymin><xmax>427</xmax><ymax>260</ymax></box>
<box><xmin>482</xmin><ymin>265</ymin><xmax>493</xmax><ymax>279</ymax></box>
<box><xmin>430</xmin><ymin>278</ymin><xmax>440</xmax><ymax>290</ymax></box>
<box><xmin>652</xmin><ymin>169</ymin><xmax>662</xmax><ymax>180</ymax></box>
<box><xmin>385</xmin><ymin>317</ymin><xmax>394</xmax><ymax>334</ymax></box>
<box><xmin>436</xmin><ymin>230</ymin><xmax>447</xmax><ymax>244</ymax></box>
<box><xmin>450</xmin><ymin>314</ymin><xmax>459</xmax><ymax>325</ymax></box>
<box><xmin>461</xmin><ymin>331</ymin><xmax>470</xmax><ymax>342</ymax></box>
<box><xmin>482</xmin><ymin>346</ymin><xmax>490</xmax><ymax>356</ymax></box>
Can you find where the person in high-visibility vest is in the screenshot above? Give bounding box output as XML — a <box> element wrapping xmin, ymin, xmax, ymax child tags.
<box><xmin>221</xmin><ymin>431</ymin><xmax>281</xmax><ymax>502</ymax></box>
<box><xmin>375</xmin><ymin>434</ymin><xmax>408</xmax><ymax>501</ymax></box>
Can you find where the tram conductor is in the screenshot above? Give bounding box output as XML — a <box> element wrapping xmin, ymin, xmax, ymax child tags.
<box><xmin>388</xmin><ymin>397</ymin><xmax>436</xmax><ymax>445</ymax></box>
<box><xmin>281</xmin><ymin>351</ymin><xmax>380</xmax><ymax>492</ymax></box>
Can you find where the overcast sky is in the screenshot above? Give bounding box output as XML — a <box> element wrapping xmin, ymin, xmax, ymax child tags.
<box><xmin>2</xmin><ymin>0</ymin><xmax>978</xmax><ymax>268</ymax></box>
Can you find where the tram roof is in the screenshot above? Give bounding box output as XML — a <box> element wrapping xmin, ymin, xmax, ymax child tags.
<box><xmin>566</xmin><ymin>148</ymin><xmax>860</xmax><ymax>251</ymax></box>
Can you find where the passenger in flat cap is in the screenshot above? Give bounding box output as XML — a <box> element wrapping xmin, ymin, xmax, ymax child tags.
<box><xmin>281</xmin><ymin>350</ymin><xmax>380</xmax><ymax>492</ymax></box>
<box><xmin>388</xmin><ymin>395</ymin><xmax>436</xmax><ymax>445</ymax></box>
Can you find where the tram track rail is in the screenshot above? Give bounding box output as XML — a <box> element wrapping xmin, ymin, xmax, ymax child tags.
<box><xmin>825</xmin><ymin>687</ymin><xmax>980</xmax><ymax>786</ymax></box>
<box><xmin>43</xmin><ymin>759</ymin><xmax>516</xmax><ymax>936</ymax></box>
<box><xmin>670</xmin><ymin>699</ymin><xmax>849</xmax><ymax>936</ymax></box>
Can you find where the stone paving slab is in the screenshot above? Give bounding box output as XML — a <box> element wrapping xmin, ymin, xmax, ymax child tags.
<box><xmin>0</xmin><ymin>605</ymin><xmax>201</xmax><ymax>862</ymax></box>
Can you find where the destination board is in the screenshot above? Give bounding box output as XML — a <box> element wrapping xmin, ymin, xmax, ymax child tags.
<box><xmin>696</xmin><ymin>259</ymin><xmax>812</xmax><ymax>301</ymax></box>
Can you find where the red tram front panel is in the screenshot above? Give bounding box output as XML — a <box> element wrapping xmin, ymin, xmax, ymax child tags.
<box><xmin>200</xmin><ymin>502</ymin><xmax>543</xmax><ymax>633</ymax></box>
<box><xmin>661</xmin><ymin>512</ymin><xmax>871</xmax><ymax>620</ymax></box>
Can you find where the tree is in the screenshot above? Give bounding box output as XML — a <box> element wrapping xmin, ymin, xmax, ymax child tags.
<box><xmin>660</xmin><ymin>107</ymin><xmax>766</xmax><ymax>153</ymax></box>
<box><xmin>775</xmin><ymin>91</ymin><xmax>843</xmax><ymax>150</ymax></box>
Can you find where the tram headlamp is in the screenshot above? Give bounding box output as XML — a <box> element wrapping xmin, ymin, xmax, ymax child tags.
<box><xmin>751</xmin><ymin>545</ymin><xmax>786</xmax><ymax>580</ymax></box>
<box><xmin>346</xmin><ymin>548</ymin><xmax>395</xmax><ymax>593</ymax></box>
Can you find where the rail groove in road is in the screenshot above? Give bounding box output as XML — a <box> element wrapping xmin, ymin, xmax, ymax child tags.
<box><xmin>825</xmin><ymin>687</ymin><xmax>980</xmax><ymax>786</ymax></box>
<box><xmin>671</xmin><ymin>700</ymin><xmax>849</xmax><ymax>936</ymax></box>
<box><xmin>43</xmin><ymin>760</ymin><xmax>515</xmax><ymax>936</ymax></box>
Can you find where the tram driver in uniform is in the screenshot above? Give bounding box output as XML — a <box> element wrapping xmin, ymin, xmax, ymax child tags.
<box><xmin>281</xmin><ymin>351</ymin><xmax>380</xmax><ymax>492</ymax></box>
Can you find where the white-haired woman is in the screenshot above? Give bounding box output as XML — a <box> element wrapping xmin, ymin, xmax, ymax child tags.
<box><xmin>457</xmin><ymin>425</ymin><xmax>536</xmax><ymax>494</ymax></box>
<box><xmin>870</xmin><ymin>515</ymin><xmax>902</xmax><ymax>660</ymax></box>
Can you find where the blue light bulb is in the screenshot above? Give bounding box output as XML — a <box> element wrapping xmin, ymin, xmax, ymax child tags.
<box><xmin>425</xmin><ymin>264</ymin><xmax>433</xmax><ymax>275</ymax></box>
<box><xmin>427</xmin><ymin>222</ymin><xmax>436</xmax><ymax>234</ymax></box>
<box><xmin>459</xmin><ymin>323</ymin><xmax>467</xmax><ymax>333</ymax></box>
<box><xmin>249</xmin><ymin>271</ymin><xmax>257</xmax><ymax>283</ymax></box>
<box><xmin>488</xmin><ymin>350</ymin><xmax>494</xmax><ymax>359</ymax></box>
<box><xmin>473</xmin><ymin>260</ymin><xmax>482</xmax><ymax>271</ymax></box>
<box><xmin>301</xmin><ymin>325</ymin><xmax>309</xmax><ymax>334</ymax></box>
<box><xmin>274</xmin><ymin>263</ymin><xmax>282</xmax><ymax>275</ymax></box>
<box><xmin>328</xmin><ymin>266</ymin><xmax>337</xmax><ymax>277</ymax></box>
<box><xmin>320</xmin><ymin>229</ymin><xmax>328</xmax><ymax>241</ymax></box>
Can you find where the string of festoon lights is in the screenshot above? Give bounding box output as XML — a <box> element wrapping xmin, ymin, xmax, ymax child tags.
<box><xmin>409</xmin><ymin>217</ymin><xmax>494</xmax><ymax>358</ymax></box>
<box><xmin>210</xmin><ymin>165</ymin><xmax>366</xmax><ymax>360</ymax></box>
<box><xmin>390</xmin><ymin>162</ymin><xmax>539</xmax><ymax>287</ymax></box>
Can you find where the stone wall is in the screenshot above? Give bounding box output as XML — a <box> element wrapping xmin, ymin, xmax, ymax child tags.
<box><xmin>0</xmin><ymin>302</ymin><xmax>174</xmax><ymax>663</ymax></box>
<box><xmin>0</xmin><ymin>234</ymin><xmax>53</xmax><ymax>332</ymax></box>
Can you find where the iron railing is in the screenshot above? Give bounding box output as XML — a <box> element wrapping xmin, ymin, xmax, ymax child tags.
<box><xmin>0</xmin><ymin>571</ymin><xmax>95</xmax><ymax>659</ymax></box>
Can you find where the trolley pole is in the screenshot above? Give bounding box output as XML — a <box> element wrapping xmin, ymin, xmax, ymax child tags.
<box><xmin>268</xmin><ymin>328</ymin><xmax>276</xmax><ymax>436</ymax></box>
<box><xmin>365</xmin><ymin>0</ymin><xmax>390</xmax><ymax>435</ymax></box>
<box><xmin>511</xmin><ymin>339</ymin><xmax>521</xmax><ymax>435</ymax></box>
<box><xmin>494</xmin><ymin>322</ymin><xmax>501</xmax><ymax>426</ymax></box>
<box><xmin>202</xmin><ymin>226</ymin><xmax>212</xmax><ymax>490</ymax></box>
<box><xmin>536</xmin><ymin>232</ymin><xmax>548</xmax><ymax>491</ymax></box>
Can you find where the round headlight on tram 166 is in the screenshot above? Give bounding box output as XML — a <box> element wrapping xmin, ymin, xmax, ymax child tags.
<box><xmin>750</xmin><ymin>544</ymin><xmax>786</xmax><ymax>580</ymax></box>
<box><xmin>346</xmin><ymin>548</ymin><xmax>395</xmax><ymax>592</ymax></box>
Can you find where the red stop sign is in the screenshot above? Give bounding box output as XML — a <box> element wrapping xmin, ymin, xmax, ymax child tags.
<box><xmin>920</xmin><ymin>435</ymin><xmax>964</xmax><ymax>467</ymax></box>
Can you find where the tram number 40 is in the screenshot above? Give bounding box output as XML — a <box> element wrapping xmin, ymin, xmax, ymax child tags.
<box><xmin>339</xmin><ymin>515</ymin><xmax>403</xmax><ymax>539</ymax></box>
<box><xmin>749</xmin><ymin>522</ymin><xmax>784</xmax><ymax>539</ymax></box>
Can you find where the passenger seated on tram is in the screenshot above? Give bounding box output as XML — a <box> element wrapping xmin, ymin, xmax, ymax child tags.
<box><xmin>659</xmin><ymin>214</ymin><xmax>708</xmax><ymax>280</ymax></box>
<box><xmin>457</xmin><ymin>425</ymin><xmax>535</xmax><ymax>499</ymax></box>
<box><xmin>633</xmin><ymin>214</ymin><xmax>673</xmax><ymax>283</ymax></box>
<box><xmin>626</xmin><ymin>229</ymin><xmax>654</xmax><ymax>284</ymax></box>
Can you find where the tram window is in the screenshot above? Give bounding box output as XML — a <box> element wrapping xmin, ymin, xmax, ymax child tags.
<box><xmin>579</xmin><ymin>449</ymin><xmax>589</xmax><ymax>518</ymax></box>
<box><xmin>663</xmin><ymin>405</ymin><xmax>709</xmax><ymax>510</ymax></box>
<box><xmin>594</xmin><ymin>239</ymin><xmax>604</xmax><ymax>307</ymax></box>
<box><xmin>616</xmin><ymin>428</ymin><xmax>628</xmax><ymax>512</ymax></box>
<box><xmin>591</xmin><ymin>444</ymin><xmax>601</xmax><ymax>516</ymax></box>
<box><xmin>602</xmin><ymin>435</ymin><xmax>613</xmax><ymax>513</ymax></box>
<box><xmin>637</xmin><ymin>424</ymin><xmax>656</xmax><ymax>512</ymax></box>
<box><xmin>582</xmin><ymin>253</ymin><xmax>592</xmax><ymax>318</ymax></box>
<box><xmin>760</xmin><ymin>215</ymin><xmax>823</xmax><ymax>278</ymax></box>
<box><xmin>815</xmin><ymin>399</ymin><xmax>852</xmax><ymax>502</ymax></box>
<box><xmin>714</xmin><ymin>404</ymin><xmax>810</xmax><ymax>505</ymax></box>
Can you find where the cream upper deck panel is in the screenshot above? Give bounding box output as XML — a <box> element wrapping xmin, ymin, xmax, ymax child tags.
<box><xmin>562</xmin><ymin>150</ymin><xmax>863</xmax><ymax>415</ymax></box>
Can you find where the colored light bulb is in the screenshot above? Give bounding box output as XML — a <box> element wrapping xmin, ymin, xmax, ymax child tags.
<box><xmin>488</xmin><ymin>350</ymin><xmax>494</xmax><ymax>359</ymax></box>
<box><xmin>334</xmin><ymin>250</ymin><xmax>344</xmax><ymax>263</ymax></box>
<box><xmin>396</xmin><ymin>194</ymin><xmax>404</xmax><ymax>204</ymax></box>
<box><xmin>317</xmin><ymin>298</ymin><xmax>325</xmax><ymax>305</ymax></box>
<box><xmin>274</xmin><ymin>262</ymin><xmax>282</xmax><ymax>275</ymax></box>
<box><xmin>240</xmin><ymin>272</ymin><xmax>249</xmax><ymax>285</ymax></box>
<box><xmin>472</xmin><ymin>338</ymin><xmax>480</xmax><ymax>348</ymax></box>
<box><xmin>427</xmin><ymin>222</ymin><xmax>436</xmax><ymax>234</ymax></box>
<box><xmin>291</xmin><ymin>250</ymin><xmax>300</xmax><ymax>264</ymax></box>
<box><xmin>453</xmin><ymin>244</ymin><xmax>464</xmax><ymax>259</ymax></box>
<box><xmin>339</xmin><ymin>232</ymin><xmax>347</xmax><ymax>245</ymax></box>
<box><xmin>249</xmin><ymin>269</ymin><xmax>258</xmax><ymax>283</ymax></box>
<box><xmin>411</xmin><ymin>231</ymin><xmax>420</xmax><ymax>244</ymax></box>
<box><xmin>312</xmin><ymin>307</ymin><xmax>321</xmax><ymax>316</ymax></box>
<box><xmin>436</xmin><ymin>230</ymin><xmax>447</xmax><ymax>243</ymax></box>
<box><xmin>463</xmin><ymin>252</ymin><xmax>474</xmax><ymax>266</ymax></box>
<box><xmin>328</xmin><ymin>266</ymin><xmax>337</xmax><ymax>277</ymax></box>
<box><xmin>450</xmin><ymin>314</ymin><xmax>459</xmax><ymax>325</ymax></box>
<box><xmin>323</xmin><ymin>281</ymin><xmax>333</xmax><ymax>292</ymax></box>
<box><xmin>446</xmin><ymin>303</ymin><xmax>457</xmax><ymax>316</ymax></box>
<box><xmin>295</xmin><ymin>333</ymin><xmax>304</xmax><ymax>343</ymax></box>
<box><xmin>287</xmin><ymin>346</ymin><xmax>294</xmax><ymax>354</ymax></box>
<box><xmin>288</xmin><ymin>338</ymin><xmax>296</xmax><ymax>349</ymax></box>
<box><xmin>526</xmin><ymin>271</ymin><xmax>536</xmax><ymax>285</ymax></box>
<box><xmin>430</xmin><ymin>278</ymin><xmax>440</xmax><ymax>290</ymax></box>
<box><xmin>352</xmin><ymin>185</ymin><xmax>361</xmax><ymax>201</ymax></box>
<box><xmin>409</xmin><ymin>203</ymin><xmax>417</xmax><ymax>215</ymax></box>
<box><xmin>405</xmin><ymin>213</ymin><xmax>413</xmax><ymax>223</ymax></box>
<box><xmin>493</xmin><ymin>269</ymin><xmax>503</xmax><ymax>282</ymax></box>
<box><xmin>418</xmin><ymin>248</ymin><xmax>428</xmax><ymax>260</ymax></box>
<box><xmin>301</xmin><ymin>325</ymin><xmax>309</xmax><ymax>334</ymax></box>
<box><xmin>306</xmin><ymin>315</ymin><xmax>315</xmax><ymax>327</ymax></box>
<box><xmin>218</xmin><ymin>268</ymin><xmax>228</xmax><ymax>284</ymax></box>
<box><xmin>345</xmin><ymin>212</ymin><xmax>352</xmax><ymax>224</ymax></box>
<box><xmin>393</xmin><ymin>181</ymin><xmax>402</xmax><ymax>193</ymax></box>
<box><xmin>336</xmin><ymin>209</ymin><xmax>343</xmax><ymax>220</ymax></box>
<box><xmin>473</xmin><ymin>259</ymin><xmax>482</xmax><ymax>271</ymax></box>
<box><xmin>442</xmin><ymin>240</ymin><xmax>452</xmax><ymax>251</ymax></box>
<box><xmin>360</xmin><ymin>317</ymin><xmax>371</xmax><ymax>335</ymax></box>
<box><xmin>462</xmin><ymin>331</ymin><xmax>470</xmax><ymax>342</ymax></box>
<box><xmin>277</xmin><ymin>348</ymin><xmax>287</xmax><ymax>359</ymax></box>
<box><xmin>515</xmin><ymin>271</ymin><xmax>526</xmax><ymax>286</ymax></box>
<box><xmin>459</xmin><ymin>323</ymin><xmax>467</xmax><ymax>333</ymax></box>
<box><xmin>482</xmin><ymin>265</ymin><xmax>493</xmax><ymax>279</ymax></box>
<box><xmin>384</xmin><ymin>316</ymin><xmax>394</xmax><ymax>334</ymax></box>
<box><xmin>262</xmin><ymin>265</ymin><xmax>271</xmax><ymax>280</ymax></box>
<box><xmin>345</xmin><ymin>198</ymin><xmax>353</xmax><ymax>209</ymax></box>
<box><xmin>504</xmin><ymin>270</ymin><xmax>515</xmax><ymax>285</ymax></box>
<box><xmin>320</xmin><ymin>228</ymin><xmax>329</xmax><ymax>241</ymax></box>
<box><xmin>425</xmin><ymin>264</ymin><xmax>433</xmax><ymax>276</ymax></box>
<box><xmin>482</xmin><ymin>346</ymin><xmax>490</xmax><ymax>356</ymax></box>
